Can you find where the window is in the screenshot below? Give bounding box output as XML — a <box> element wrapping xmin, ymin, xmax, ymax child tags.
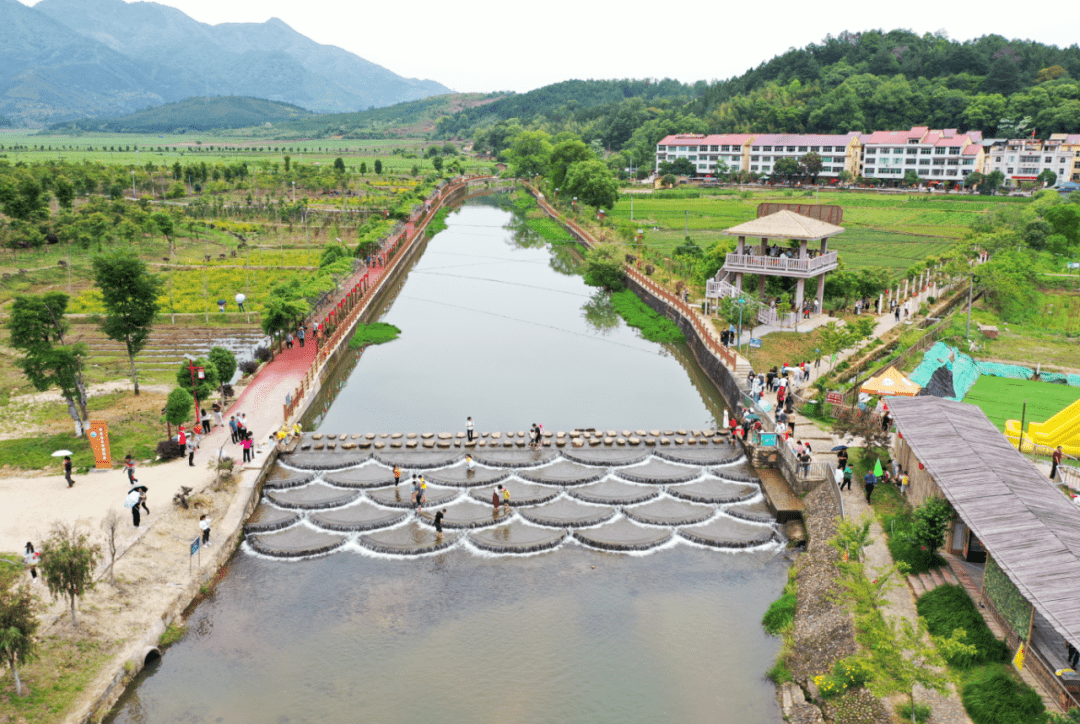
<box><xmin>750</xmin><ymin>165</ymin><xmax>758</xmax><ymax>171</ymax></box>
<box><xmin>1008</xmin><ymin>155</ymin><xmax>1016</xmax><ymax>162</ymax></box>
<box><xmin>947</xmin><ymin>159</ymin><xmax>959</xmax><ymax>166</ymax></box>
<box><xmin>947</xmin><ymin>170</ymin><xmax>957</xmax><ymax>176</ymax></box>
<box><xmin>934</xmin><ymin>148</ymin><xmax>946</xmax><ymax>155</ymax></box>
<box><xmin>932</xmin><ymin>169</ymin><xmax>943</xmax><ymax>176</ymax></box>
<box><xmin>762</xmin><ymin>146</ymin><xmax>772</xmax><ymax>151</ymax></box>
<box><xmin>710</xmin><ymin>145</ymin><xmax>719</xmax><ymax>151</ymax></box>
<box><xmin>798</xmin><ymin>146</ymin><xmax>808</xmax><ymax>152</ymax></box>
<box><xmin>821</xmin><ymin>146</ymin><xmax>832</xmax><ymax>152</ymax></box>
<box><xmin>721</xmin><ymin>145</ymin><xmax>730</xmax><ymax>152</ymax></box>
<box><xmin>751</xmin><ymin>146</ymin><xmax>760</xmax><ymax>151</ymax></box>
<box><xmin>811</xmin><ymin>146</ymin><xmax>820</xmax><ymax>152</ymax></box>
<box><xmin>657</xmin><ymin>145</ymin><xmax>666</xmax><ymax>151</ymax></box>
<box><xmin>1007</xmin><ymin>167</ymin><xmax>1014</xmax><ymax>173</ymax></box>
<box><xmin>1045</xmin><ymin>157</ymin><xmax>1052</xmax><ymax>163</ymax></box>
<box><xmin>963</xmin><ymin>159</ymin><xmax>974</xmax><ymax>165</ymax></box>
<box><xmin>920</xmin><ymin>148</ymin><xmax>932</xmax><ymax>155</ymax></box>
<box><xmin>949</xmin><ymin>147</ymin><xmax>960</xmax><ymax>155</ymax></box>
<box><xmin>994</xmin><ymin>156</ymin><xmax>1001</xmax><ymax>162</ymax></box>
<box><xmin>1060</xmin><ymin>157</ymin><xmax>1067</xmax><ymax>163</ymax></box>
<box><xmin>1020</xmin><ymin>156</ymin><xmax>1039</xmax><ymax>163</ymax></box>
<box><xmin>866</xmin><ymin>148</ymin><xmax>877</xmax><ymax>155</ymax></box>
<box><xmin>786</xmin><ymin>146</ymin><xmax>796</xmax><ymax>152</ymax></box>
<box><xmin>751</xmin><ymin>156</ymin><xmax>759</xmax><ymax>162</ymax></box>
<box><xmin>919</xmin><ymin>159</ymin><xmax>930</xmax><ymax>166</ymax></box>
<box><xmin>906</xmin><ymin>158</ymin><xmax>917</xmax><ymax>165</ymax></box>
<box><xmin>688</xmin><ymin>155</ymin><xmax>697</xmax><ymax>161</ymax></box>
<box><xmin>678</xmin><ymin>146</ymin><xmax>687</xmax><ymax>151</ymax></box>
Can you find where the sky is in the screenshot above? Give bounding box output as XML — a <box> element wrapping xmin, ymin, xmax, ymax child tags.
<box><xmin>18</xmin><ymin>0</ymin><xmax>1080</xmax><ymax>94</ymax></box>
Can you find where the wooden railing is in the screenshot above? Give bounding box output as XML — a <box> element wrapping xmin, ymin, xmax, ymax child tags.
<box><xmin>724</xmin><ymin>250</ymin><xmax>838</xmax><ymax>275</ymax></box>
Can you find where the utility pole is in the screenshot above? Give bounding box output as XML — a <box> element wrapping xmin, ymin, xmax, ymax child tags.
<box><xmin>965</xmin><ymin>274</ymin><xmax>975</xmax><ymax>340</ymax></box>
<box><xmin>685</xmin><ymin>210</ymin><xmax>689</xmax><ymax>238</ymax></box>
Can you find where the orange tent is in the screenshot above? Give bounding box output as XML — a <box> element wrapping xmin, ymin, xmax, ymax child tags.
<box><xmin>860</xmin><ymin>367</ymin><xmax>921</xmax><ymax>397</ymax></box>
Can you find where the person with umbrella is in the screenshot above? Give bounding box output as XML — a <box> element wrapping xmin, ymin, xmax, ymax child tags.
<box><xmin>218</xmin><ymin>299</ymin><xmax>227</xmax><ymax>313</ymax></box>
<box><xmin>125</xmin><ymin>484</ymin><xmax>148</xmax><ymax>527</ymax></box>
<box><xmin>53</xmin><ymin>449</ymin><xmax>75</xmax><ymax>487</ymax></box>
<box><xmin>833</xmin><ymin>446</ymin><xmax>848</xmax><ymax>470</ymax></box>
<box><xmin>235</xmin><ymin>293</ymin><xmax>246</xmax><ymax>312</ymax></box>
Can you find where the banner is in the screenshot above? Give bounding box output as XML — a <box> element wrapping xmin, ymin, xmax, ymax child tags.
<box><xmin>1013</xmin><ymin>641</ymin><xmax>1025</xmax><ymax>671</ymax></box>
<box><xmin>88</xmin><ymin>420</ymin><xmax>111</xmax><ymax>470</ymax></box>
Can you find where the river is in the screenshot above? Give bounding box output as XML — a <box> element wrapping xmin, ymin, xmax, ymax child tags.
<box><xmin>104</xmin><ymin>196</ymin><xmax>787</xmax><ymax>724</ymax></box>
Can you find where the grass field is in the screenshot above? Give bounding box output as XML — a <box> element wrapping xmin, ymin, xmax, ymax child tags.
<box><xmin>962</xmin><ymin>375</ymin><xmax>1080</xmax><ymax>431</ymax></box>
<box><xmin>608</xmin><ymin>188</ymin><xmax>1023</xmax><ymax>276</ymax></box>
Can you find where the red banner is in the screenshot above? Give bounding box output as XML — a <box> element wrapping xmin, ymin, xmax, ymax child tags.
<box><xmin>88</xmin><ymin>420</ymin><xmax>111</xmax><ymax>469</ymax></box>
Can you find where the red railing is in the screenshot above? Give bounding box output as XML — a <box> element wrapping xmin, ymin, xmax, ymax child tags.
<box><xmin>282</xmin><ymin>176</ymin><xmax>496</xmax><ymax>421</ymax></box>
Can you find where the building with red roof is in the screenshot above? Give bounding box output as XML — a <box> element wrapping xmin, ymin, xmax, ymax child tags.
<box><xmin>859</xmin><ymin>126</ymin><xmax>983</xmax><ymax>187</ymax></box>
<box><xmin>984</xmin><ymin>134</ymin><xmax>1080</xmax><ymax>187</ymax></box>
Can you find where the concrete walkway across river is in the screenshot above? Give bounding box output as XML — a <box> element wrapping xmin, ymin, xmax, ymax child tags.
<box><xmin>246</xmin><ymin>432</ymin><xmax>790</xmax><ymax>558</ymax></box>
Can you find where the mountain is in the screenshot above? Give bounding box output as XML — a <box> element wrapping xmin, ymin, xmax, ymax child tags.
<box><xmin>0</xmin><ymin>0</ymin><xmax>164</xmax><ymax>124</ymax></box>
<box><xmin>47</xmin><ymin>96</ymin><xmax>316</xmax><ymax>133</ymax></box>
<box><xmin>0</xmin><ymin>0</ymin><xmax>451</xmax><ymax>124</ymax></box>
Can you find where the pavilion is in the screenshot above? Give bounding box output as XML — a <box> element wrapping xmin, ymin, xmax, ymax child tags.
<box><xmin>706</xmin><ymin>208</ymin><xmax>844</xmax><ymax>323</ymax></box>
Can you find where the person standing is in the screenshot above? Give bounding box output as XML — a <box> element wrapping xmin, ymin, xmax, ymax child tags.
<box><xmin>894</xmin><ymin>305</ymin><xmax>901</xmax><ymax>322</ymax></box>
<box><xmin>229</xmin><ymin>416</ymin><xmax>239</xmax><ymax>444</ymax></box>
<box><xmin>199</xmin><ymin>515</ymin><xmax>212</xmax><ymax>546</ymax></box>
<box><xmin>863</xmin><ymin>470</ymin><xmax>877</xmax><ymax>504</ymax></box>
<box><xmin>242</xmin><ymin>433</ymin><xmax>252</xmax><ymax>463</ymax></box>
<box><xmin>297</xmin><ymin>325</ymin><xmax>306</xmax><ymax>348</ymax></box>
<box><xmin>492</xmin><ymin>485</ymin><xmax>502</xmax><ymax>513</ymax></box>
<box><xmin>23</xmin><ymin>543</ymin><xmax>39</xmax><ymax>580</ymax></box>
<box><xmin>63</xmin><ymin>455</ymin><xmax>75</xmax><ymax>488</ymax></box>
<box><xmin>187</xmin><ymin>436</ymin><xmax>196</xmax><ymax>467</ymax></box>
<box><xmin>411</xmin><ymin>476</ymin><xmax>422</xmax><ymax>510</ymax></box>
<box><xmin>285</xmin><ymin>331</ymin><xmax>294</xmax><ymax>350</ymax></box>
<box><xmin>201</xmin><ymin>408</ymin><xmax>212</xmax><ymax>433</ymax></box>
<box><xmin>434</xmin><ymin>509</ymin><xmax>446</xmax><ymax>541</ymax></box>
<box><xmin>466</xmin><ymin>454</ymin><xmax>475</xmax><ymax>472</ymax></box>
<box><xmin>126</xmin><ymin>487</ymin><xmax>142</xmax><ymax>527</ymax></box>
<box><xmin>840</xmin><ymin>465</ymin><xmax>853</xmax><ymax>491</ymax></box>
<box><xmin>466</xmin><ymin>416</ymin><xmax>474</xmax><ymax>442</ymax></box>
<box><xmin>903</xmin><ymin>301</ymin><xmax>910</xmax><ymax>318</ymax></box>
<box><xmin>124</xmin><ymin>455</ymin><xmax>137</xmax><ymax>485</ymax></box>
<box><xmin>1051</xmin><ymin>445</ymin><xmax>1063</xmax><ymax>481</ymax></box>
<box><xmin>393</xmin><ymin>465</ymin><xmax>401</xmax><ymax>487</ymax></box>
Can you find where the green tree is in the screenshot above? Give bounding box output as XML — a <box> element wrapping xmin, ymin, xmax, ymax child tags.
<box><xmin>207</xmin><ymin>346</ymin><xmax>237</xmax><ymax>393</ymax></box>
<box><xmin>374</xmin><ymin>159</ymin><xmax>383</xmax><ymax>175</ymax></box>
<box><xmin>333</xmin><ymin>157</ymin><xmax>346</xmax><ymax>175</ymax></box>
<box><xmin>657</xmin><ymin>158</ymin><xmax>697</xmax><ymax>176</ymax></box>
<box><xmin>260</xmin><ymin>284</ymin><xmax>309</xmax><ymax>353</ymax></box>
<box><xmin>359</xmin><ymin>161</ymin><xmax>367</xmax><ymax>176</ymax></box>
<box><xmin>548</xmin><ymin>139</ymin><xmax>593</xmax><ymax>192</ymax></box>
<box><xmin>54</xmin><ymin>177</ymin><xmax>76</xmax><ymax>210</ymax></box>
<box><xmin>582</xmin><ymin>248</ymin><xmax>626</xmax><ymax>292</ymax></box>
<box><xmin>163</xmin><ymin>387</ymin><xmax>193</xmax><ymax>436</ymax></box>
<box><xmin>432</xmin><ymin>156</ymin><xmax>444</xmax><ymax>174</ymax></box>
<box><xmin>7</xmin><ymin>293</ymin><xmax>90</xmax><ymax>432</ymax></box>
<box><xmin>507</xmin><ymin>130</ymin><xmax>553</xmax><ymax>178</ymax></box>
<box><xmin>773</xmin><ymin>157</ymin><xmax>801</xmax><ymax>182</ymax></box>
<box><xmin>799</xmin><ymin>152</ymin><xmax>823</xmax><ymax>182</ymax></box>
<box><xmin>903</xmin><ymin>169</ymin><xmax>921</xmax><ymax>187</ymax></box>
<box><xmin>0</xmin><ymin>569</ymin><xmax>39</xmax><ymax>696</ymax></box>
<box><xmin>175</xmin><ymin>356</ymin><xmax>220</xmax><ymax>412</ymax></box>
<box><xmin>91</xmin><ymin>253</ymin><xmax>162</xmax><ymax>395</ymax></box>
<box><xmin>907</xmin><ymin>496</ymin><xmax>954</xmax><ymax>557</ymax></box>
<box><xmin>0</xmin><ymin>177</ymin><xmax>49</xmax><ymax>222</ymax></box>
<box><xmin>818</xmin><ymin>321</ymin><xmax>854</xmax><ymax>370</ymax></box>
<box><xmin>563</xmin><ymin>159</ymin><xmax>619</xmax><ymax>212</ymax></box>
<box><xmin>151</xmin><ymin>211</ymin><xmax>176</xmax><ymax>255</ymax></box>
<box><xmin>39</xmin><ymin>523</ymin><xmax>101</xmax><ymax>627</ymax></box>
<box><xmin>1037</xmin><ymin>169</ymin><xmax>1058</xmax><ymax>188</ymax></box>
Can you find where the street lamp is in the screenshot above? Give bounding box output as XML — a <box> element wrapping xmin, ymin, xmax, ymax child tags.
<box><xmin>737</xmin><ymin>297</ymin><xmax>747</xmax><ymax>355</ymax></box>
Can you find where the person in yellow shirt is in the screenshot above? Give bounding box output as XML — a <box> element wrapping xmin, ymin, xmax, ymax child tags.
<box><xmin>501</xmin><ymin>485</ymin><xmax>511</xmax><ymax>511</ymax></box>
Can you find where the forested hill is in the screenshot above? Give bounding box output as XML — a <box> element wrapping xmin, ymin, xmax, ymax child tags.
<box><xmin>47</xmin><ymin>97</ymin><xmax>314</xmax><ymax>134</ymax></box>
<box><xmin>435</xmin><ymin>31</ymin><xmax>1080</xmax><ymax>170</ymax></box>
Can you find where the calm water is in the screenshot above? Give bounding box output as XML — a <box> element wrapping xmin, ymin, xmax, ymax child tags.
<box><xmin>104</xmin><ymin>196</ymin><xmax>786</xmax><ymax>724</ymax></box>
<box><xmin>308</xmin><ymin>198</ymin><xmax>727</xmax><ymax>433</ymax></box>
<box><xmin>107</xmin><ymin>547</ymin><xmax>786</xmax><ymax>724</ymax></box>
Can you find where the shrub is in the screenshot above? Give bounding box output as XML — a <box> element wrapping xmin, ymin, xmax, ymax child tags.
<box><xmin>917</xmin><ymin>585</ymin><xmax>1010</xmax><ymax>667</ymax></box>
<box><xmin>882</xmin><ymin>511</ymin><xmax>944</xmax><ymax>574</ymax></box>
<box><xmin>961</xmin><ymin>669</ymin><xmax>1047</xmax><ymax>724</ymax></box>
<box><xmin>762</xmin><ymin>592</ymin><xmax>796</xmax><ymax>635</ymax></box>
<box><xmin>156</xmin><ymin>439</ymin><xmax>184</xmax><ymax>461</ymax></box>
<box><xmin>898</xmin><ymin>702</ymin><xmax>932</xmax><ymax>723</ymax></box>
<box><xmin>610</xmin><ymin>290</ymin><xmax>684</xmax><ymax>343</ymax></box>
<box><xmin>253</xmin><ymin>346</ymin><xmax>272</xmax><ymax>362</ymax></box>
<box><xmin>830</xmin><ymin>656</ymin><xmax>870</xmax><ymax>689</ymax></box>
<box><xmin>349</xmin><ymin>322</ymin><xmax>401</xmax><ymax>349</ymax></box>
<box><xmin>238</xmin><ymin>359</ymin><xmax>259</xmax><ymax>375</ymax></box>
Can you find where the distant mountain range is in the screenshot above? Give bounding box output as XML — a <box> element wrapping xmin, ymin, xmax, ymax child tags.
<box><xmin>0</xmin><ymin>0</ymin><xmax>450</xmax><ymax>125</ymax></box>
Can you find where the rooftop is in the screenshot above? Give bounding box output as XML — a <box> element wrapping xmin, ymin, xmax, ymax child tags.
<box><xmin>888</xmin><ymin>396</ymin><xmax>1080</xmax><ymax>651</ymax></box>
<box><xmin>723</xmin><ymin>209</ymin><xmax>845</xmax><ymax>240</ymax></box>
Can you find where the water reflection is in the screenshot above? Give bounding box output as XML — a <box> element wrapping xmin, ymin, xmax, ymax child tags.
<box><xmin>581</xmin><ymin>291</ymin><xmax>620</xmax><ymax>335</ymax></box>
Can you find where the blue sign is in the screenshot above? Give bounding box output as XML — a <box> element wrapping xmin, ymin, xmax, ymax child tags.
<box><xmin>190</xmin><ymin>537</ymin><xmax>201</xmax><ymax>556</ymax></box>
<box><xmin>759</xmin><ymin>433</ymin><xmax>777</xmax><ymax>446</ymax></box>
<box><xmin>749</xmin><ymin>338</ymin><xmax>763</xmax><ymax>348</ymax></box>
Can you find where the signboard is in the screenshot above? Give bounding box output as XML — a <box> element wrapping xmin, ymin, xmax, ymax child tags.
<box><xmin>87</xmin><ymin>420</ymin><xmax>111</xmax><ymax>470</ymax></box>
<box><xmin>758</xmin><ymin>433</ymin><xmax>777</xmax><ymax>446</ymax></box>
<box><xmin>826</xmin><ymin>392</ymin><xmax>844</xmax><ymax>406</ymax></box>
<box><xmin>190</xmin><ymin>537</ymin><xmax>201</xmax><ymax>556</ymax></box>
<box><xmin>749</xmin><ymin>338</ymin><xmax>763</xmax><ymax>348</ymax></box>
<box><xmin>1068</xmin><ymin>263</ymin><xmax>1080</xmax><ymax>270</ymax></box>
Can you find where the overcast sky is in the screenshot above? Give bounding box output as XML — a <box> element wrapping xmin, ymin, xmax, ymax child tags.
<box><xmin>19</xmin><ymin>0</ymin><xmax>1080</xmax><ymax>93</ymax></box>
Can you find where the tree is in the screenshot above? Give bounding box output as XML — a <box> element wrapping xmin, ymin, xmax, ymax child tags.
<box><xmin>175</xmin><ymin>357</ymin><xmax>220</xmax><ymax>411</ymax></box>
<box><xmin>817</xmin><ymin>321</ymin><xmax>854</xmax><ymax>371</ymax></box>
<box><xmin>799</xmin><ymin>152</ymin><xmax>823</xmax><ymax>182</ymax></box>
<box><xmin>773</xmin><ymin>157</ymin><xmax>801</xmax><ymax>182</ymax></box>
<box><xmin>7</xmin><ymin>293</ymin><xmax>90</xmax><ymax>433</ymax></box>
<box><xmin>374</xmin><ymin>159</ymin><xmax>383</xmax><ymax>175</ymax></box>
<box><xmin>432</xmin><ymin>156</ymin><xmax>444</xmax><ymax>174</ymax></box>
<box><xmin>151</xmin><ymin>211</ymin><xmax>176</xmax><ymax>255</ymax></box>
<box><xmin>91</xmin><ymin>253</ymin><xmax>162</xmax><ymax>395</ymax></box>
<box><xmin>1037</xmin><ymin>169</ymin><xmax>1058</xmax><ymax>188</ymax></box>
<box><xmin>507</xmin><ymin>130</ymin><xmax>552</xmax><ymax>178</ymax></box>
<box><xmin>100</xmin><ymin>509</ymin><xmax>122</xmax><ymax>583</ymax></box>
<box><xmin>582</xmin><ymin>248</ymin><xmax>626</xmax><ymax>292</ymax></box>
<box><xmin>903</xmin><ymin>169</ymin><xmax>921</xmax><ymax>187</ymax></box>
<box><xmin>333</xmin><ymin>157</ymin><xmax>346</xmax><ymax>175</ymax></box>
<box><xmin>260</xmin><ymin>285</ymin><xmax>309</xmax><ymax>353</ymax></box>
<box><xmin>164</xmin><ymin>387</ymin><xmax>193</xmax><ymax>437</ymax></box>
<box><xmin>359</xmin><ymin>161</ymin><xmax>367</xmax><ymax>176</ymax></box>
<box><xmin>54</xmin><ymin>177</ymin><xmax>75</xmax><ymax>210</ymax></box>
<box><xmin>547</xmin><ymin>139</ymin><xmax>593</xmax><ymax>191</ymax></box>
<box><xmin>207</xmin><ymin>346</ymin><xmax>237</xmax><ymax>393</ymax></box>
<box><xmin>39</xmin><ymin>523</ymin><xmax>101</xmax><ymax>627</ymax></box>
<box><xmin>907</xmin><ymin>496</ymin><xmax>954</xmax><ymax>557</ymax></box>
<box><xmin>0</xmin><ymin>571</ymin><xmax>39</xmax><ymax>696</ymax></box>
<box><xmin>657</xmin><ymin>158</ymin><xmax>696</xmax><ymax>176</ymax></box>
<box><xmin>563</xmin><ymin>159</ymin><xmax>619</xmax><ymax>212</ymax></box>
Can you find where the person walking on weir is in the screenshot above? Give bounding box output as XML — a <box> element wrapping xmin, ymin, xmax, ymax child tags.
<box><xmin>466</xmin><ymin>416</ymin><xmax>474</xmax><ymax>442</ymax></box>
<box><xmin>434</xmin><ymin>509</ymin><xmax>446</xmax><ymax>541</ymax></box>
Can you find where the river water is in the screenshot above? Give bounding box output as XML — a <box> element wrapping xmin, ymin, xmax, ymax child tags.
<box><xmin>104</xmin><ymin>197</ymin><xmax>787</xmax><ymax>724</ymax></box>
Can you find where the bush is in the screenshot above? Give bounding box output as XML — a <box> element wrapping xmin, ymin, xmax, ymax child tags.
<box><xmin>882</xmin><ymin>511</ymin><xmax>944</xmax><ymax>574</ymax></box>
<box><xmin>610</xmin><ymin>290</ymin><xmax>684</xmax><ymax>343</ymax></box>
<box><xmin>961</xmin><ymin>669</ymin><xmax>1047</xmax><ymax>724</ymax></box>
<box><xmin>898</xmin><ymin>702</ymin><xmax>932</xmax><ymax>723</ymax></box>
<box><xmin>238</xmin><ymin>359</ymin><xmax>259</xmax><ymax>375</ymax></box>
<box><xmin>762</xmin><ymin>592</ymin><xmax>796</xmax><ymax>635</ymax></box>
<box><xmin>156</xmin><ymin>439</ymin><xmax>184</xmax><ymax>461</ymax></box>
<box><xmin>349</xmin><ymin>322</ymin><xmax>401</xmax><ymax>349</ymax></box>
<box><xmin>917</xmin><ymin>585</ymin><xmax>1010</xmax><ymax>667</ymax></box>
<box><xmin>253</xmin><ymin>346</ymin><xmax>272</xmax><ymax>362</ymax></box>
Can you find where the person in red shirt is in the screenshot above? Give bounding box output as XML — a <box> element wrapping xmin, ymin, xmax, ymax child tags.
<box><xmin>1051</xmin><ymin>446</ymin><xmax>1064</xmax><ymax>481</ymax></box>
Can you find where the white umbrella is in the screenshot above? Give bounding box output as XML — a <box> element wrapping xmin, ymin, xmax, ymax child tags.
<box><xmin>235</xmin><ymin>293</ymin><xmax>246</xmax><ymax>304</ymax></box>
<box><xmin>51</xmin><ymin>449</ymin><xmax>74</xmax><ymax>457</ymax></box>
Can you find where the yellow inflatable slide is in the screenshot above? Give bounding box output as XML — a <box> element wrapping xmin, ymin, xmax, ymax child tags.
<box><xmin>1005</xmin><ymin>398</ymin><xmax>1080</xmax><ymax>455</ymax></box>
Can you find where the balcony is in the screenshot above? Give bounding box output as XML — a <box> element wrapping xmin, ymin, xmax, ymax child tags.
<box><xmin>722</xmin><ymin>250</ymin><xmax>838</xmax><ymax>278</ymax></box>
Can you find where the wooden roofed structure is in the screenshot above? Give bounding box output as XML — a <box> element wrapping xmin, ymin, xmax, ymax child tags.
<box><xmin>888</xmin><ymin>396</ymin><xmax>1080</xmax><ymax>710</ymax></box>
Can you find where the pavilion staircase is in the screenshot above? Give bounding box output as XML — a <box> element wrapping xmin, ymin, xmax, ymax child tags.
<box><xmin>904</xmin><ymin>565</ymin><xmax>960</xmax><ymax>597</ymax></box>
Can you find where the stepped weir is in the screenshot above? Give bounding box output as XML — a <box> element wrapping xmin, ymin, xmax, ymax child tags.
<box><xmin>245</xmin><ymin>429</ymin><xmax>793</xmax><ymax>558</ymax></box>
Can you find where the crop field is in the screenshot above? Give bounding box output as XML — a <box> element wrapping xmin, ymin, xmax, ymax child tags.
<box><xmin>962</xmin><ymin>375</ymin><xmax>1080</xmax><ymax>431</ymax></box>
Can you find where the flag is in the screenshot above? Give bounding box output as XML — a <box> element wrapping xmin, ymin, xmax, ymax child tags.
<box><xmin>1013</xmin><ymin>642</ymin><xmax>1026</xmax><ymax>671</ymax></box>
<box><xmin>873</xmin><ymin>459</ymin><xmax>883</xmax><ymax>477</ymax></box>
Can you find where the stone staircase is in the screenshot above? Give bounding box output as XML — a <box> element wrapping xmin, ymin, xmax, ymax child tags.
<box><xmin>905</xmin><ymin>565</ymin><xmax>960</xmax><ymax>597</ymax></box>
<box><xmin>70</xmin><ymin>324</ymin><xmax>268</xmax><ymax>378</ymax></box>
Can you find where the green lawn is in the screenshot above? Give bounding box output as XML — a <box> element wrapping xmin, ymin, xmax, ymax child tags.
<box><xmin>962</xmin><ymin>375</ymin><xmax>1080</xmax><ymax>432</ymax></box>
